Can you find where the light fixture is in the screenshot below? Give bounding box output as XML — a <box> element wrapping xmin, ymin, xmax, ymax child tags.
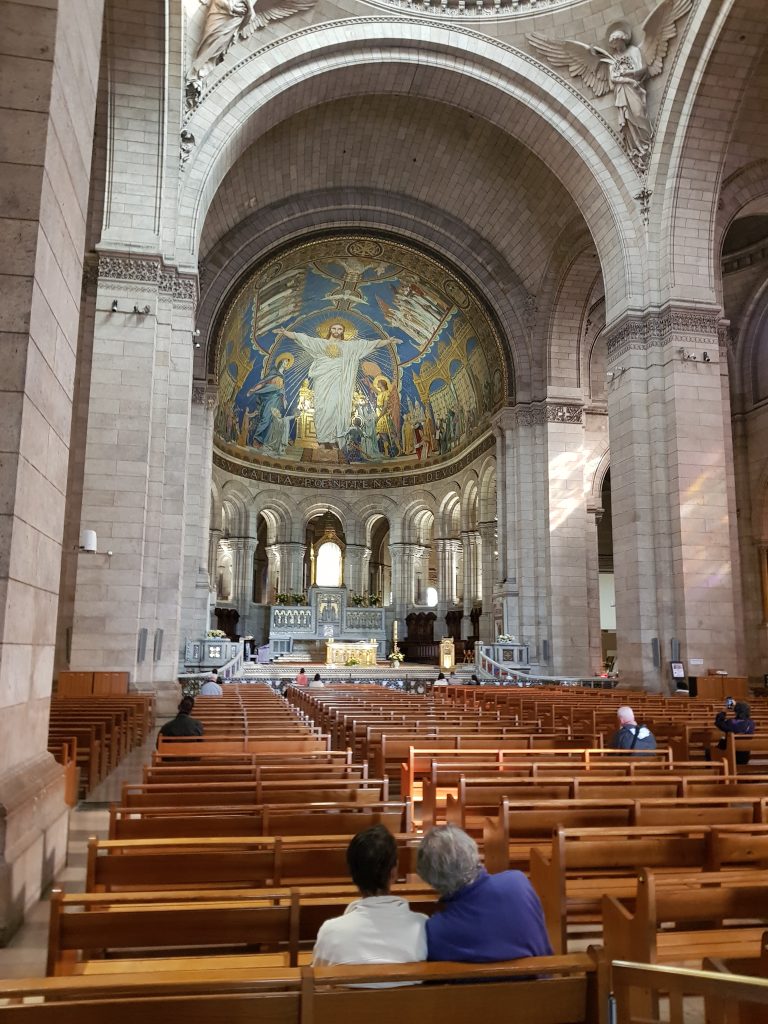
<box><xmin>702</xmin><ymin>352</ymin><xmax>711</xmax><ymax>362</ymax></box>
<box><xmin>111</xmin><ymin>299</ymin><xmax>118</xmax><ymax>312</ymax></box>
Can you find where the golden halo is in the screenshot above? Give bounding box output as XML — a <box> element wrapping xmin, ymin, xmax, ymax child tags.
<box><xmin>274</xmin><ymin>352</ymin><xmax>294</xmax><ymax>371</ymax></box>
<box><xmin>373</xmin><ymin>374</ymin><xmax>391</xmax><ymax>391</ymax></box>
<box><xmin>313</xmin><ymin>316</ymin><xmax>358</xmax><ymax>340</ymax></box>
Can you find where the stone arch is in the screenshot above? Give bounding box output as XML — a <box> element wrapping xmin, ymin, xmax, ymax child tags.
<box><xmin>400</xmin><ymin>494</ymin><xmax>438</xmax><ymax>545</ymax></box>
<box><xmin>653</xmin><ymin>0</ymin><xmax>768</xmax><ymax>306</ymax></box>
<box><xmin>478</xmin><ymin>457</ymin><xmax>497</xmax><ymax>525</ymax></box>
<box><xmin>589</xmin><ymin>446</ymin><xmax>612</xmax><ymax>508</ymax></box>
<box><xmin>178</xmin><ymin>22</ymin><xmax>645</xmax><ymax>318</ymax></box>
<box><xmin>461</xmin><ymin>478</ymin><xmax>479</xmax><ymax>531</ymax></box>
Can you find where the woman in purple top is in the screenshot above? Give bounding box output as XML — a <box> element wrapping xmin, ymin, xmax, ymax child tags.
<box><xmin>416</xmin><ymin>825</ymin><xmax>552</xmax><ymax>962</ymax></box>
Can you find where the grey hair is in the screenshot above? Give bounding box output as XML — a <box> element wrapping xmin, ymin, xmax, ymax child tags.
<box><xmin>416</xmin><ymin>825</ymin><xmax>482</xmax><ymax>897</ymax></box>
<box><xmin>617</xmin><ymin>705</ymin><xmax>635</xmax><ymax>724</ymax></box>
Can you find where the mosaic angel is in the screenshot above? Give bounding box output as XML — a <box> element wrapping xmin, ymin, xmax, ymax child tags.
<box><xmin>528</xmin><ymin>0</ymin><xmax>692</xmax><ymax>170</ymax></box>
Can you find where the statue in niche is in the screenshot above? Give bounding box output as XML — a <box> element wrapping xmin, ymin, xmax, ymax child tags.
<box><xmin>528</xmin><ymin>1</ymin><xmax>692</xmax><ymax>173</ymax></box>
<box><xmin>188</xmin><ymin>0</ymin><xmax>317</xmax><ymax>83</ymax></box>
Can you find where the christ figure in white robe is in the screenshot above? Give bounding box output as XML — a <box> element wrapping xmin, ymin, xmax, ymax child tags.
<box><xmin>275</xmin><ymin>322</ymin><xmax>394</xmax><ymax>446</ymax></box>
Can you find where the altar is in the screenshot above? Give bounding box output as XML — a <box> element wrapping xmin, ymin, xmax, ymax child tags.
<box><xmin>268</xmin><ymin>586</ymin><xmax>386</xmax><ymax>660</ymax></box>
<box><xmin>326</xmin><ymin>639</ymin><xmax>379</xmax><ymax>667</ymax></box>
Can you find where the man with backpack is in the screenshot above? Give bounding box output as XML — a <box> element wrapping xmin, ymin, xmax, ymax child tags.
<box><xmin>609</xmin><ymin>705</ymin><xmax>657</xmax><ymax>753</ymax></box>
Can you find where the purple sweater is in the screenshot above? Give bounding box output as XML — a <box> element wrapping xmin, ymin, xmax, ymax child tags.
<box><xmin>425</xmin><ymin>869</ymin><xmax>552</xmax><ymax>962</ymax></box>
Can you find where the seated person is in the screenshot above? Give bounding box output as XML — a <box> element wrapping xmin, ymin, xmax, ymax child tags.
<box><xmin>295</xmin><ymin>667</ymin><xmax>308</xmax><ymax>686</ymax></box>
<box><xmin>158</xmin><ymin>695</ymin><xmax>204</xmax><ymax>742</ymax></box>
<box><xmin>715</xmin><ymin>699</ymin><xmax>755</xmax><ymax>764</ymax></box>
<box><xmin>199</xmin><ymin>671</ymin><xmax>222</xmax><ymax>696</ymax></box>
<box><xmin>313</xmin><ymin>825</ymin><xmax>427</xmax><ymax>973</ymax></box>
<box><xmin>608</xmin><ymin>705</ymin><xmax>656</xmax><ymax>753</ymax></box>
<box><xmin>416</xmin><ymin>825</ymin><xmax>552</xmax><ymax>961</ymax></box>
<box><xmin>308</xmin><ymin>672</ymin><xmax>324</xmax><ymax>689</ymax></box>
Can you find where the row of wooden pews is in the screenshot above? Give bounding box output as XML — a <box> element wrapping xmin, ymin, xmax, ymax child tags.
<box><xmin>48</xmin><ymin>691</ymin><xmax>155</xmax><ymax>801</ymax></box>
<box><xmin>5</xmin><ymin>680</ymin><xmax>768</xmax><ymax>1023</ymax></box>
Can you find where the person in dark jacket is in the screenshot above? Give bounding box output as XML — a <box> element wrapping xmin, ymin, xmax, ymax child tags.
<box><xmin>715</xmin><ymin>700</ymin><xmax>755</xmax><ymax>764</ymax></box>
<box><xmin>608</xmin><ymin>706</ymin><xmax>656</xmax><ymax>753</ymax></box>
<box><xmin>158</xmin><ymin>695</ymin><xmax>204</xmax><ymax>742</ymax></box>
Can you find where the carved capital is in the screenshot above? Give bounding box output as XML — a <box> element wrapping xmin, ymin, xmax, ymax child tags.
<box><xmin>98</xmin><ymin>254</ymin><xmax>199</xmax><ymax>306</ymax></box>
<box><xmin>546</xmin><ymin>402</ymin><xmax>583</xmax><ymax>425</ymax></box>
<box><xmin>192</xmin><ymin>383</ymin><xmax>218</xmax><ymax>410</ymax></box>
<box><xmin>605</xmin><ymin>305</ymin><xmax>722</xmax><ymax>362</ymax></box>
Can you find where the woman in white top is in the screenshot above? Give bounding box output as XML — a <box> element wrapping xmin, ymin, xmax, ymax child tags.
<box><xmin>313</xmin><ymin>825</ymin><xmax>427</xmax><ymax>977</ymax></box>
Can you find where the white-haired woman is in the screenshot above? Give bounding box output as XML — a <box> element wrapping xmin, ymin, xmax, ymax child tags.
<box><xmin>416</xmin><ymin>825</ymin><xmax>552</xmax><ymax>961</ymax></box>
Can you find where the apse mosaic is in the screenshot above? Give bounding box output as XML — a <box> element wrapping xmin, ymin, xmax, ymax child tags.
<box><xmin>213</xmin><ymin>236</ymin><xmax>507</xmax><ymax>474</ymax></box>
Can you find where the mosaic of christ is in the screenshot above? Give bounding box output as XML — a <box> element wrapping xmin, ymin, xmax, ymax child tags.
<box><xmin>213</xmin><ymin>236</ymin><xmax>506</xmax><ymax>468</ymax></box>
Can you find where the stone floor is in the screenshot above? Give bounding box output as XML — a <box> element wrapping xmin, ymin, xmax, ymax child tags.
<box><xmin>0</xmin><ymin>736</ymin><xmax>157</xmax><ymax>979</ymax></box>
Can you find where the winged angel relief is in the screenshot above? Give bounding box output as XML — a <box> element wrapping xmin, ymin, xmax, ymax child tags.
<box><xmin>528</xmin><ymin>0</ymin><xmax>691</xmax><ymax>173</ymax></box>
<box><xmin>187</xmin><ymin>0</ymin><xmax>316</xmax><ymax>82</ymax></box>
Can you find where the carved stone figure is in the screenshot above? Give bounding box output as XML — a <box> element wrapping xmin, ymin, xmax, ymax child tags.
<box><xmin>188</xmin><ymin>0</ymin><xmax>317</xmax><ymax>82</ymax></box>
<box><xmin>528</xmin><ymin>0</ymin><xmax>692</xmax><ymax>172</ymax></box>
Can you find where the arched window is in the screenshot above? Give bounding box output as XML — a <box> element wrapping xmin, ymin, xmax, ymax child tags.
<box><xmin>316</xmin><ymin>541</ymin><xmax>343</xmax><ymax>587</ymax></box>
<box><xmin>426</xmin><ymin>586</ymin><xmax>438</xmax><ymax>607</ymax></box>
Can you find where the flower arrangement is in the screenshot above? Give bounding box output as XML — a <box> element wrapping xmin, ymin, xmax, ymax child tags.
<box><xmin>345</xmin><ymin>657</ymin><xmax>360</xmax><ymax>666</ymax></box>
<box><xmin>388</xmin><ymin>649</ymin><xmax>405</xmax><ymax>663</ymax></box>
<box><xmin>496</xmin><ymin>633</ymin><xmax>519</xmax><ymax>643</ymax></box>
<box><xmin>275</xmin><ymin>592</ymin><xmax>307</xmax><ymax>606</ymax></box>
<box><xmin>207</xmin><ymin>629</ymin><xmax>226</xmax><ymax>638</ymax></box>
<box><xmin>350</xmin><ymin>592</ymin><xmax>382</xmax><ymax>607</ymax></box>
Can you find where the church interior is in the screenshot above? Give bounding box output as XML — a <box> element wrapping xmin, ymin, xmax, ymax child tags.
<box><xmin>2</xmin><ymin>0</ymin><xmax>768</xmax><ymax>1016</ymax></box>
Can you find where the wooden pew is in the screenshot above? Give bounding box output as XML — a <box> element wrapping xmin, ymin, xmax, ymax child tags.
<box><xmin>46</xmin><ymin>887</ymin><xmax>441</xmax><ymax>975</ymax></box>
<box><xmin>529</xmin><ymin>825</ymin><xmax>711</xmax><ymax>953</ymax></box>
<box><xmin>0</xmin><ymin>953</ymin><xmax>601</xmax><ymax>1024</ymax></box>
<box><xmin>108</xmin><ymin>801</ymin><xmax>411</xmax><ymax>840</ymax></box>
<box><xmin>119</xmin><ymin>777</ymin><xmax>389</xmax><ymax>808</ymax></box>
<box><xmin>610</xmin><ymin>960</ymin><xmax>768</xmax><ymax>1024</ymax></box>
<box><xmin>602</xmin><ymin>868</ymin><xmax>768</xmax><ymax>975</ymax></box>
<box><xmin>86</xmin><ymin>834</ymin><xmax>421</xmax><ymax>892</ymax></box>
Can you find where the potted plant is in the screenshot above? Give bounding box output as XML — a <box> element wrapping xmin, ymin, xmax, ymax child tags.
<box><xmin>388</xmin><ymin>648</ymin><xmax>405</xmax><ymax>667</ymax></box>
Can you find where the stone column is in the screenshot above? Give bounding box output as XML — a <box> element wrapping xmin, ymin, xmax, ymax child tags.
<box><xmin>275</xmin><ymin>542</ymin><xmax>305</xmax><ymax>595</ymax></box>
<box><xmin>67</xmin><ymin>258</ymin><xmax>197</xmax><ymax>694</ymax></box>
<box><xmin>389</xmin><ymin>542</ymin><xmax>416</xmax><ymax>638</ymax></box>
<box><xmin>461</xmin><ymin>530</ymin><xmax>480</xmax><ymax>639</ymax></box>
<box><xmin>478</xmin><ymin>521</ymin><xmax>497</xmax><ymax>642</ymax></box>
<box><xmin>230</xmin><ymin>536</ymin><xmax>257</xmax><ymax>635</ymax></box>
<box><xmin>0</xmin><ymin>0</ymin><xmax>105</xmax><ymax>940</ymax></box>
<box><xmin>179</xmin><ymin>384</ymin><xmax>216</xmax><ymax>647</ymax></box>
<box><xmin>544</xmin><ymin>401</ymin><xmax>591</xmax><ymax>676</ymax></box>
<box><xmin>605</xmin><ymin>306</ymin><xmax>740</xmax><ymax>691</ymax></box>
<box><xmin>585</xmin><ymin>505</ymin><xmax>604</xmax><ymax>676</ymax></box>
<box><xmin>265</xmin><ymin>545</ymin><xmax>280</xmax><ymax>603</ymax></box>
<box><xmin>343</xmin><ymin>543</ymin><xmax>367</xmax><ymax>594</ymax></box>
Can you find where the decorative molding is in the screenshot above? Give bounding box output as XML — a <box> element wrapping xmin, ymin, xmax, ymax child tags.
<box><xmin>546</xmin><ymin>402</ymin><xmax>583</xmax><ymax>424</ymax></box>
<box><xmin>97</xmin><ymin>255</ymin><xmax>199</xmax><ymax>305</ymax></box>
<box><xmin>183</xmin><ymin>17</ymin><xmax>616</xmax><ymax>150</ymax></box>
<box><xmin>192</xmin><ymin>383</ymin><xmax>218</xmax><ymax>410</ymax></box>
<box><xmin>365</xmin><ymin>0</ymin><xmax>582</xmax><ymax>17</ymax></box>
<box><xmin>213</xmin><ymin>433</ymin><xmax>495</xmax><ymax>490</ymax></box>
<box><xmin>606</xmin><ymin>307</ymin><xmax>721</xmax><ymax>361</ymax></box>
<box><xmin>506</xmin><ymin>402</ymin><xmax>584</xmax><ymax>428</ymax></box>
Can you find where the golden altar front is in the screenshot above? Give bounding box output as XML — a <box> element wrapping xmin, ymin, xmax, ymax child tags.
<box><xmin>325</xmin><ymin>639</ymin><xmax>379</xmax><ymax>666</ymax></box>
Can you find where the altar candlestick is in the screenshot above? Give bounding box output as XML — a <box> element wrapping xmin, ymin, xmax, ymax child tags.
<box><xmin>393</xmin><ymin>620</ymin><xmax>397</xmax><ymax>643</ymax></box>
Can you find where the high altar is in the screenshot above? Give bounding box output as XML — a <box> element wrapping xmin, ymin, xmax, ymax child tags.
<box><xmin>268</xmin><ymin>587</ymin><xmax>386</xmax><ymax>660</ymax></box>
<box><xmin>326</xmin><ymin>639</ymin><xmax>378</xmax><ymax>666</ymax></box>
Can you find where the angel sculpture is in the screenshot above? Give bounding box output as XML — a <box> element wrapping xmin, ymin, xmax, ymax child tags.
<box><xmin>528</xmin><ymin>0</ymin><xmax>692</xmax><ymax>171</ymax></box>
<box><xmin>188</xmin><ymin>0</ymin><xmax>316</xmax><ymax>82</ymax></box>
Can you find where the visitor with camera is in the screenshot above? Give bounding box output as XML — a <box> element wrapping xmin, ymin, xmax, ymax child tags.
<box><xmin>714</xmin><ymin>698</ymin><xmax>755</xmax><ymax>765</ymax></box>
